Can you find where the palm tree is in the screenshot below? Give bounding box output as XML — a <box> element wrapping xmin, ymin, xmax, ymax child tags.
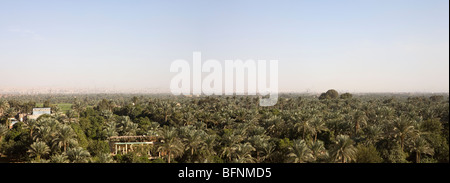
<box><xmin>118</xmin><ymin>116</ymin><xmax>138</xmax><ymax>136</ymax></box>
<box><xmin>354</xmin><ymin>111</ymin><xmax>368</xmax><ymax>135</ymax></box>
<box><xmin>0</xmin><ymin>123</ymin><xmax>8</xmax><ymax>143</ymax></box>
<box><xmin>410</xmin><ymin>137</ymin><xmax>434</xmax><ymax>163</ymax></box>
<box><xmin>262</xmin><ymin>115</ymin><xmax>283</xmax><ymax>137</ymax></box>
<box><xmin>198</xmin><ymin>135</ymin><xmax>217</xmax><ymax>161</ymax></box>
<box><xmin>33</xmin><ymin>125</ymin><xmax>53</xmax><ymax>143</ymax></box>
<box><xmin>308</xmin><ymin>140</ymin><xmax>328</xmax><ymax>162</ymax></box>
<box><xmin>146</xmin><ymin>122</ymin><xmax>160</xmax><ymax>137</ymax></box>
<box><xmin>288</xmin><ymin>139</ymin><xmax>313</xmax><ymax>163</ymax></box>
<box><xmin>233</xmin><ymin>142</ymin><xmax>256</xmax><ymax>163</ymax></box>
<box><xmin>183</xmin><ymin>129</ymin><xmax>204</xmax><ymax>161</ymax></box>
<box><xmin>261</xmin><ymin>142</ymin><xmax>276</xmax><ymax>163</ymax></box>
<box><xmin>3</xmin><ymin>107</ymin><xmax>15</xmax><ymax>120</ymax></box>
<box><xmin>66</xmin><ymin>110</ymin><xmax>77</xmax><ymax>123</ymax></box>
<box><xmin>331</xmin><ymin>135</ymin><xmax>357</xmax><ymax>163</ymax></box>
<box><xmin>293</xmin><ymin>112</ymin><xmax>314</xmax><ymax>140</ymax></box>
<box><xmin>67</xmin><ymin>147</ymin><xmax>91</xmax><ymax>163</ymax></box>
<box><xmin>158</xmin><ymin>101</ymin><xmax>173</xmax><ymax>123</ymax></box>
<box><xmin>27</xmin><ymin>119</ymin><xmax>38</xmax><ymax>139</ymax></box>
<box><xmin>0</xmin><ymin>100</ymin><xmax>10</xmax><ymax>117</ymax></box>
<box><xmin>96</xmin><ymin>153</ymin><xmax>115</xmax><ymax>163</ymax></box>
<box><xmin>248</xmin><ymin>135</ymin><xmax>269</xmax><ymax>162</ymax></box>
<box><xmin>364</xmin><ymin>125</ymin><xmax>383</xmax><ymax>145</ymax></box>
<box><xmin>33</xmin><ymin>118</ymin><xmax>61</xmax><ymax>144</ymax></box>
<box><xmin>28</xmin><ymin>141</ymin><xmax>50</xmax><ymax>161</ymax></box>
<box><xmin>52</xmin><ymin>105</ymin><xmax>61</xmax><ymax>114</ymax></box>
<box><xmin>103</xmin><ymin>121</ymin><xmax>118</xmax><ymax>137</ymax></box>
<box><xmin>325</xmin><ymin>112</ymin><xmax>345</xmax><ymax>136</ymax></box>
<box><xmin>221</xmin><ymin>143</ymin><xmax>237</xmax><ymax>163</ymax></box>
<box><xmin>157</xmin><ymin>127</ymin><xmax>184</xmax><ymax>163</ymax></box>
<box><xmin>50</xmin><ymin>153</ymin><xmax>69</xmax><ymax>163</ymax></box>
<box><xmin>183</xmin><ymin>112</ymin><xmax>196</xmax><ymax>126</ymax></box>
<box><xmin>309</xmin><ymin>117</ymin><xmax>327</xmax><ymax>142</ymax></box>
<box><xmin>53</xmin><ymin>125</ymin><xmax>77</xmax><ymax>152</ymax></box>
<box><xmin>392</xmin><ymin>118</ymin><xmax>417</xmax><ymax>152</ymax></box>
<box><xmin>220</xmin><ymin>131</ymin><xmax>243</xmax><ymax>162</ymax></box>
<box><xmin>71</xmin><ymin>101</ymin><xmax>85</xmax><ymax>117</ymax></box>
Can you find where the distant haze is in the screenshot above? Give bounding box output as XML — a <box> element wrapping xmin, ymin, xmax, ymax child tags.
<box><xmin>0</xmin><ymin>0</ymin><xmax>448</xmax><ymax>93</ymax></box>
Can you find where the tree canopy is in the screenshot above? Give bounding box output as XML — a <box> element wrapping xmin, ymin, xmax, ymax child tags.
<box><xmin>0</xmin><ymin>93</ymin><xmax>448</xmax><ymax>163</ymax></box>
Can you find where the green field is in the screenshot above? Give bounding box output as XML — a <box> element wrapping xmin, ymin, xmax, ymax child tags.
<box><xmin>36</xmin><ymin>103</ymin><xmax>73</xmax><ymax>113</ymax></box>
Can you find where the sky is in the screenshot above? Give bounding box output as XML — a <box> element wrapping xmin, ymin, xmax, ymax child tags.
<box><xmin>0</xmin><ymin>0</ymin><xmax>448</xmax><ymax>93</ymax></box>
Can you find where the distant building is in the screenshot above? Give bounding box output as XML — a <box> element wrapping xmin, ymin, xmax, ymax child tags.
<box><xmin>18</xmin><ymin>113</ymin><xmax>27</xmax><ymax>122</ymax></box>
<box><xmin>8</xmin><ymin>118</ymin><xmax>19</xmax><ymax>129</ymax></box>
<box><xmin>108</xmin><ymin>136</ymin><xmax>163</xmax><ymax>159</ymax></box>
<box><xmin>32</xmin><ymin>108</ymin><xmax>51</xmax><ymax>115</ymax></box>
<box><xmin>27</xmin><ymin>108</ymin><xmax>51</xmax><ymax>120</ymax></box>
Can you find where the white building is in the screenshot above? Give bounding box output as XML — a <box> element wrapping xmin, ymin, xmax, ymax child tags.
<box><xmin>27</xmin><ymin>108</ymin><xmax>51</xmax><ymax>120</ymax></box>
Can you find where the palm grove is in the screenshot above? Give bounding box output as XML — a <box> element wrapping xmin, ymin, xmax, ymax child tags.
<box><xmin>0</xmin><ymin>90</ymin><xmax>448</xmax><ymax>163</ymax></box>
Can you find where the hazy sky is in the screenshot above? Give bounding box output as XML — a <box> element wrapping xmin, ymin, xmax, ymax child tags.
<box><xmin>0</xmin><ymin>0</ymin><xmax>448</xmax><ymax>93</ymax></box>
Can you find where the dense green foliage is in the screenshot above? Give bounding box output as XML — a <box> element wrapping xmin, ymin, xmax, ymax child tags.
<box><xmin>0</xmin><ymin>92</ymin><xmax>448</xmax><ymax>163</ymax></box>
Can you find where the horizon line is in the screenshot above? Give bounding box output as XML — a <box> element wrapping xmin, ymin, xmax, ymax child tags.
<box><xmin>1</xmin><ymin>91</ymin><xmax>449</xmax><ymax>96</ymax></box>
